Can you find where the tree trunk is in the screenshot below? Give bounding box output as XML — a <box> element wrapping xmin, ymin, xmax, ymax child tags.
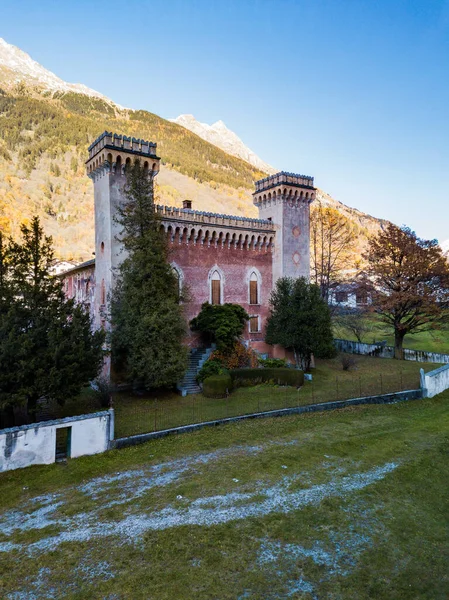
<box><xmin>394</xmin><ymin>329</ymin><xmax>405</xmax><ymax>360</ymax></box>
<box><xmin>293</xmin><ymin>349</ymin><xmax>300</xmax><ymax>370</ymax></box>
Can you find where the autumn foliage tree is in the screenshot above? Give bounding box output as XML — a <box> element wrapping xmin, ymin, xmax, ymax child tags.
<box><xmin>365</xmin><ymin>224</ymin><xmax>449</xmax><ymax>359</ymax></box>
<box><xmin>310</xmin><ymin>202</ymin><xmax>357</xmax><ymax>302</ymax></box>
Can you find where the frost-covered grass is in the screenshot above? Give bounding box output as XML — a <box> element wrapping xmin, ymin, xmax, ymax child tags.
<box><xmin>1</xmin><ymin>393</ymin><xmax>448</xmax><ymax>599</ymax></box>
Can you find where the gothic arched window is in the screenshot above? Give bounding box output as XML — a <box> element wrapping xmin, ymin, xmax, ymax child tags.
<box><xmin>248</xmin><ymin>269</ymin><xmax>261</xmax><ymax>305</ymax></box>
<box><xmin>171</xmin><ymin>262</ymin><xmax>184</xmax><ymax>302</ymax></box>
<box><xmin>209</xmin><ymin>268</ymin><xmax>224</xmax><ymax>305</ymax></box>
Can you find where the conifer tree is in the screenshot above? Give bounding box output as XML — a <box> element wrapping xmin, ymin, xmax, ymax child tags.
<box><xmin>0</xmin><ymin>217</ymin><xmax>104</xmax><ymax>424</ymax></box>
<box><xmin>110</xmin><ymin>162</ymin><xmax>188</xmax><ymax>389</ymax></box>
<box><xmin>265</xmin><ymin>277</ymin><xmax>336</xmax><ymax>370</ymax></box>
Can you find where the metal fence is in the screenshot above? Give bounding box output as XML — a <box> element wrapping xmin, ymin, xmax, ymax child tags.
<box><xmin>113</xmin><ymin>370</ymin><xmax>421</xmax><ymax>439</ymax></box>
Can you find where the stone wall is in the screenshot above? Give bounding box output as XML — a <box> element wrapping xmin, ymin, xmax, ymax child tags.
<box><xmin>335</xmin><ymin>339</ymin><xmax>449</xmax><ymax>365</ymax></box>
<box><xmin>0</xmin><ymin>411</ymin><xmax>113</xmax><ymax>472</ymax></box>
<box><xmin>420</xmin><ymin>364</ymin><xmax>449</xmax><ymax>398</ymax></box>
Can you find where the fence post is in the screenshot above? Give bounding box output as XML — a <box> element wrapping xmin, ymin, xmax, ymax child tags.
<box><xmin>359</xmin><ymin>376</ymin><xmax>362</xmax><ymax>397</ymax></box>
<box><xmin>400</xmin><ymin>370</ymin><xmax>403</xmax><ymax>390</ymax></box>
<box><xmin>154</xmin><ymin>404</ymin><xmax>157</xmax><ymax>432</ymax></box>
<box><xmin>380</xmin><ymin>374</ymin><xmax>383</xmax><ymax>394</ymax></box>
<box><xmin>336</xmin><ymin>377</ymin><xmax>339</xmax><ymax>400</ymax></box>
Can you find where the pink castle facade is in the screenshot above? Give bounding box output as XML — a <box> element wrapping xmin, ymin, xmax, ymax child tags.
<box><xmin>62</xmin><ymin>132</ymin><xmax>316</xmax><ymax>359</ymax></box>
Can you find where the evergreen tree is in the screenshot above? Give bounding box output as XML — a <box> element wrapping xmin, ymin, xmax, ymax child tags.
<box><xmin>190</xmin><ymin>303</ymin><xmax>249</xmax><ymax>351</ymax></box>
<box><xmin>0</xmin><ymin>217</ymin><xmax>104</xmax><ymax>424</ymax></box>
<box><xmin>110</xmin><ymin>162</ymin><xmax>188</xmax><ymax>389</ymax></box>
<box><xmin>265</xmin><ymin>277</ymin><xmax>336</xmax><ymax>371</ymax></box>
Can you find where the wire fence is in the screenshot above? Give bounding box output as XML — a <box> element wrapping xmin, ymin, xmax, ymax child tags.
<box><xmin>113</xmin><ymin>370</ymin><xmax>421</xmax><ymax>439</ymax></box>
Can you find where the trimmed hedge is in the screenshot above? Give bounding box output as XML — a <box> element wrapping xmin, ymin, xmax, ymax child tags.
<box><xmin>230</xmin><ymin>368</ymin><xmax>304</xmax><ymax>388</ymax></box>
<box><xmin>202</xmin><ymin>374</ymin><xmax>233</xmax><ymax>398</ymax></box>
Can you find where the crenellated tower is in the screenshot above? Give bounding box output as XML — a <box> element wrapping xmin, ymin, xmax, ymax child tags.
<box><xmin>86</xmin><ymin>131</ymin><xmax>160</xmax><ymax>329</ymax></box>
<box><xmin>253</xmin><ymin>172</ymin><xmax>315</xmax><ymax>284</ymax></box>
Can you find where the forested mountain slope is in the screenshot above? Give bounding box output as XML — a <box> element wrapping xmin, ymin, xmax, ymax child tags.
<box><xmin>0</xmin><ymin>37</ymin><xmax>387</xmax><ymax>263</ymax></box>
<box><xmin>0</xmin><ymin>86</ymin><xmax>265</xmax><ymax>260</ymax></box>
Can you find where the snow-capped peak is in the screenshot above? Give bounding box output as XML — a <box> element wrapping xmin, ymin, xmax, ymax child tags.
<box><xmin>0</xmin><ymin>37</ymin><xmax>119</xmax><ymax>106</ymax></box>
<box><xmin>170</xmin><ymin>114</ymin><xmax>276</xmax><ymax>174</ymax></box>
<box><xmin>441</xmin><ymin>239</ymin><xmax>449</xmax><ymax>256</ymax></box>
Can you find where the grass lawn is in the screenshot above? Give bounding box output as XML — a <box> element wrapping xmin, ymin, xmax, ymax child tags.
<box><xmin>59</xmin><ymin>354</ymin><xmax>440</xmax><ymax>439</ymax></box>
<box><xmin>0</xmin><ymin>392</ymin><xmax>448</xmax><ymax>599</ymax></box>
<box><xmin>333</xmin><ymin>314</ymin><xmax>449</xmax><ymax>354</ymax></box>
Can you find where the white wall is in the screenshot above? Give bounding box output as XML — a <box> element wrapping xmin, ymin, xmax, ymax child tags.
<box><xmin>421</xmin><ymin>364</ymin><xmax>449</xmax><ymax>398</ymax></box>
<box><xmin>335</xmin><ymin>339</ymin><xmax>449</xmax><ymax>365</ymax></box>
<box><xmin>0</xmin><ymin>411</ymin><xmax>113</xmax><ymax>472</ymax></box>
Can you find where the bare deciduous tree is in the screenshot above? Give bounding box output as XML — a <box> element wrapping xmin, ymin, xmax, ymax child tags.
<box><xmin>334</xmin><ymin>309</ymin><xmax>373</xmax><ymax>343</ymax></box>
<box><xmin>310</xmin><ymin>202</ymin><xmax>357</xmax><ymax>302</ymax></box>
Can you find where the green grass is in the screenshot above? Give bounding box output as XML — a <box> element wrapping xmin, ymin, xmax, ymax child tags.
<box><xmin>333</xmin><ymin>315</ymin><xmax>449</xmax><ymax>354</ymax></box>
<box><xmin>60</xmin><ymin>354</ymin><xmax>437</xmax><ymax>439</ymax></box>
<box><xmin>0</xmin><ymin>393</ymin><xmax>448</xmax><ymax>599</ymax></box>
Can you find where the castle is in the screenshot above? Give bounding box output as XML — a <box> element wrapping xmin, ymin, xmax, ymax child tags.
<box><xmin>62</xmin><ymin>131</ymin><xmax>316</xmax><ymax>359</ymax></box>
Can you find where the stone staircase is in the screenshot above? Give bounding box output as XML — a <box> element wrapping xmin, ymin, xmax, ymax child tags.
<box><xmin>177</xmin><ymin>347</ymin><xmax>214</xmax><ymax>396</ymax></box>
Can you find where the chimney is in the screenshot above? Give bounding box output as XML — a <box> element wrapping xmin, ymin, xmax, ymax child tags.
<box><xmin>183</xmin><ymin>199</ymin><xmax>192</xmax><ymax>209</ymax></box>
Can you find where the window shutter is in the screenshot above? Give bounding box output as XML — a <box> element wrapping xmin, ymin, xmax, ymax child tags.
<box><xmin>212</xmin><ymin>280</ymin><xmax>221</xmax><ymax>305</ymax></box>
<box><xmin>250</xmin><ymin>316</ymin><xmax>259</xmax><ymax>333</ymax></box>
<box><xmin>250</xmin><ymin>280</ymin><xmax>258</xmax><ymax>304</ymax></box>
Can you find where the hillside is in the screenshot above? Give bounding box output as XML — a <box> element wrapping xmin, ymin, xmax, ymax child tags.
<box><xmin>0</xmin><ymin>87</ymin><xmax>264</xmax><ymax>260</ymax></box>
<box><xmin>0</xmin><ymin>37</ymin><xmax>387</xmax><ymax>263</ymax></box>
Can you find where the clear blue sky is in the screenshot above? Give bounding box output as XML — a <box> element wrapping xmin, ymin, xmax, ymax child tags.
<box><xmin>2</xmin><ymin>0</ymin><xmax>448</xmax><ymax>242</ymax></box>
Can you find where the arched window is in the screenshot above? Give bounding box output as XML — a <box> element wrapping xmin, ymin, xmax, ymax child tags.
<box><xmin>171</xmin><ymin>262</ymin><xmax>184</xmax><ymax>301</ymax></box>
<box><xmin>248</xmin><ymin>269</ymin><xmax>261</xmax><ymax>305</ymax></box>
<box><xmin>209</xmin><ymin>267</ymin><xmax>224</xmax><ymax>305</ymax></box>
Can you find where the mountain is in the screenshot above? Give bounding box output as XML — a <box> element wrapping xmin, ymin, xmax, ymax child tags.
<box><xmin>441</xmin><ymin>240</ymin><xmax>449</xmax><ymax>257</ymax></box>
<box><xmin>0</xmin><ymin>37</ymin><xmax>386</xmax><ymax>264</ymax></box>
<box><xmin>171</xmin><ymin>114</ymin><xmax>276</xmax><ymax>174</ymax></box>
<box><xmin>0</xmin><ymin>38</ymin><xmax>119</xmax><ymax>105</ymax></box>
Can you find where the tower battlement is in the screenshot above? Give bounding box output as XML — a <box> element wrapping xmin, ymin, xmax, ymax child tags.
<box><xmin>254</xmin><ymin>171</ymin><xmax>314</xmax><ymax>194</ymax></box>
<box><xmin>88</xmin><ymin>131</ymin><xmax>158</xmax><ymax>159</ymax></box>
<box><xmin>253</xmin><ymin>171</ymin><xmax>316</xmax><ymax>207</ymax></box>
<box><xmin>86</xmin><ymin>131</ymin><xmax>160</xmax><ymax>178</ymax></box>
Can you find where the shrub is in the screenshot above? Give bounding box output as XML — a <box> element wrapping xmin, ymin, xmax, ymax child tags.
<box><xmin>197</xmin><ymin>359</ymin><xmax>224</xmax><ymax>383</ymax></box>
<box><xmin>202</xmin><ymin>374</ymin><xmax>233</xmax><ymax>398</ymax></box>
<box><xmin>230</xmin><ymin>368</ymin><xmax>304</xmax><ymax>388</ymax></box>
<box><xmin>258</xmin><ymin>357</ymin><xmax>288</xmax><ymax>368</ymax></box>
<box><xmin>340</xmin><ymin>354</ymin><xmax>358</xmax><ymax>371</ymax></box>
<box><xmin>211</xmin><ymin>341</ymin><xmax>258</xmax><ymax>370</ymax></box>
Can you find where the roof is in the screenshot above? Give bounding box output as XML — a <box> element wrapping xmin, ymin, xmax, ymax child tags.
<box><xmin>59</xmin><ymin>258</ymin><xmax>95</xmax><ymax>276</ymax></box>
